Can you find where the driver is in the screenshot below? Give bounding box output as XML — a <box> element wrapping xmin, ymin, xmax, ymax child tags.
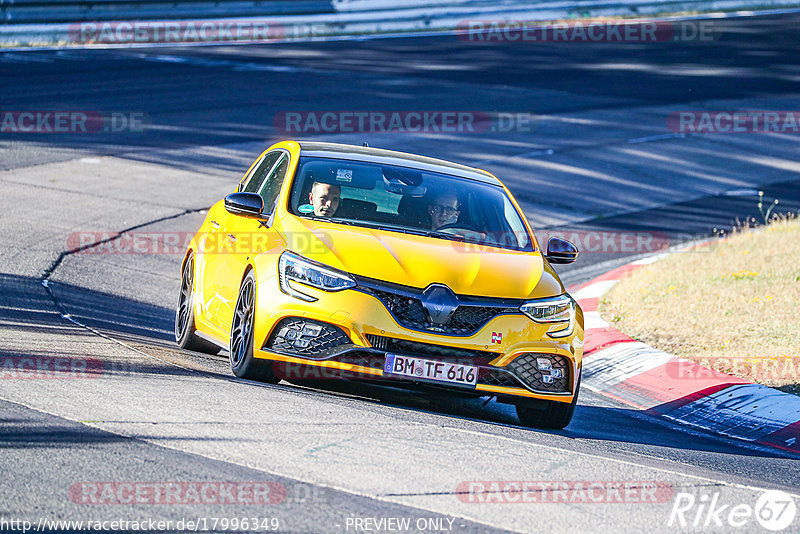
<box><xmin>428</xmin><ymin>193</ymin><xmax>460</xmax><ymax>231</ymax></box>
<box><xmin>309</xmin><ymin>182</ymin><xmax>340</xmax><ymax>217</ymax></box>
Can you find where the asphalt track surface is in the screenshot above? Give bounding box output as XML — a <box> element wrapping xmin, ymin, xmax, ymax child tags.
<box><xmin>1</xmin><ymin>12</ymin><xmax>800</xmax><ymax>533</ymax></box>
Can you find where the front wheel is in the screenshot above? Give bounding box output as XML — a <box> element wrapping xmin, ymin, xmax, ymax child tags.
<box><xmin>229</xmin><ymin>271</ymin><xmax>279</xmax><ymax>383</ymax></box>
<box><xmin>175</xmin><ymin>252</ymin><xmax>221</xmax><ymax>355</ymax></box>
<box><xmin>516</xmin><ymin>370</ymin><xmax>580</xmax><ymax>430</ymax></box>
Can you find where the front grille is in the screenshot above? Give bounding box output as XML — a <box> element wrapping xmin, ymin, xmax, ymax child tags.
<box><xmin>355</xmin><ymin>276</ymin><xmax>522</xmax><ymax>336</ymax></box>
<box><xmin>480</xmin><ymin>368</ymin><xmax>522</xmax><ymax>388</ymax></box>
<box><xmin>365</xmin><ymin>335</ymin><xmax>495</xmax><ymax>364</ymax></box>
<box><xmin>371</xmin><ymin>288</ymin><xmax>430</xmax><ymax>328</ymax></box>
<box><xmin>506</xmin><ymin>353</ymin><xmax>570</xmax><ymax>393</ymax></box>
<box><xmin>265</xmin><ymin>318</ymin><xmax>350</xmax><ymax>356</ymax></box>
<box><xmin>450</xmin><ymin>306</ymin><xmax>508</xmax><ymax>333</ymax></box>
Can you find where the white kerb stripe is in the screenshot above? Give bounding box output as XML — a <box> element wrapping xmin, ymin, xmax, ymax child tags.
<box><xmin>572</xmin><ymin>280</ymin><xmax>618</xmax><ymax>300</ymax></box>
<box><xmin>583</xmin><ymin>311</ymin><xmax>610</xmax><ymax>330</ymax></box>
<box><xmin>664</xmin><ymin>384</ymin><xmax>800</xmax><ymax>442</ymax></box>
<box><xmin>583</xmin><ymin>342</ymin><xmax>674</xmax><ymax>391</ymax></box>
<box><xmin>631</xmin><ymin>253</ymin><xmax>669</xmax><ymax>265</ymax></box>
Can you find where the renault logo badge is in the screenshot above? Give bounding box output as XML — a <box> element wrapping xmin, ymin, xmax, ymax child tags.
<box><xmin>421</xmin><ymin>284</ymin><xmax>459</xmax><ymax>325</ymax></box>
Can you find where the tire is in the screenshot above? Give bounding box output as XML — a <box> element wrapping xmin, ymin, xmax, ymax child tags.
<box><xmin>515</xmin><ymin>370</ymin><xmax>581</xmax><ymax>430</ymax></box>
<box><xmin>229</xmin><ymin>270</ymin><xmax>279</xmax><ymax>383</ymax></box>
<box><xmin>175</xmin><ymin>252</ymin><xmax>221</xmax><ymax>355</ymax></box>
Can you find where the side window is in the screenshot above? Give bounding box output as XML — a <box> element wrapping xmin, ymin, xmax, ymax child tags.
<box><xmin>259</xmin><ymin>153</ymin><xmax>290</xmax><ymax>214</ymax></box>
<box><xmin>241</xmin><ymin>152</ymin><xmax>281</xmax><ymax>193</ymax></box>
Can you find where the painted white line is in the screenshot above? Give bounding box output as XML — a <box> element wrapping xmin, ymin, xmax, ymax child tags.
<box><xmin>627</xmin><ymin>132</ymin><xmax>686</xmax><ymax>144</ymax></box>
<box><xmin>583</xmin><ymin>342</ymin><xmax>673</xmax><ymax>391</ymax></box>
<box><xmin>724</xmin><ymin>188</ymin><xmax>760</xmax><ymax>197</ymax></box>
<box><xmin>572</xmin><ymin>280</ymin><xmax>618</xmax><ymax>300</ymax></box>
<box><xmin>127</xmin><ymin>52</ymin><xmax>306</xmax><ymax>74</ymax></box>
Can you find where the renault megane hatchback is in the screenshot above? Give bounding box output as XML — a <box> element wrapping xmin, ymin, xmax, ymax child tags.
<box><xmin>176</xmin><ymin>140</ymin><xmax>583</xmax><ymax>429</ymax></box>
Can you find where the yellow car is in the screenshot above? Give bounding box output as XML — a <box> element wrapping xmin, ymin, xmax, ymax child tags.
<box><xmin>175</xmin><ymin>140</ymin><xmax>584</xmax><ymax>429</ymax></box>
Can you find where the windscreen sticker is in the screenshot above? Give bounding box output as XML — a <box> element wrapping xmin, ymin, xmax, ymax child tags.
<box><xmin>298</xmin><ymin>204</ymin><xmax>314</xmax><ymax>213</ymax></box>
<box><xmin>336</xmin><ymin>169</ymin><xmax>353</xmax><ymax>182</ymax></box>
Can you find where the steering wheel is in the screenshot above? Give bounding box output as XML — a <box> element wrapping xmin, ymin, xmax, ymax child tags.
<box><xmin>435</xmin><ymin>222</ymin><xmax>486</xmax><ymax>242</ymax></box>
<box><xmin>436</xmin><ymin>222</ymin><xmax>482</xmax><ymax>233</ymax></box>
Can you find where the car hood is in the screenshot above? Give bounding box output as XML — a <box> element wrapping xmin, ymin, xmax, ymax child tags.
<box><xmin>276</xmin><ymin>216</ymin><xmax>564</xmax><ymax>299</ymax></box>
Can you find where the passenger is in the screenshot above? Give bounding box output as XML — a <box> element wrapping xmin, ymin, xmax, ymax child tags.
<box><xmin>308</xmin><ymin>182</ymin><xmax>340</xmax><ymax>217</ymax></box>
<box><xmin>427</xmin><ymin>192</ymin><xmax>461</xmax><ymax>230</ymax></box>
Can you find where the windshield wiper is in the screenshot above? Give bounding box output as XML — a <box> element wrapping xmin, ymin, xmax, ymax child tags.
<box><xmin>305</xmin><ymin>215</ymin><xmax>358</xmax><ymax>226</ymax></box>
<box><xmin>355</xmin><ymin>220</ymin><xmax>432</xmax><ymax>237</ymax></box>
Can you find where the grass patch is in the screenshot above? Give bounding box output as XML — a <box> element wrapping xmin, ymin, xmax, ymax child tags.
<box><xmin>599</xmin><ymin>214</ymin><xmax>800</xmax><ymax>392</ymax></box>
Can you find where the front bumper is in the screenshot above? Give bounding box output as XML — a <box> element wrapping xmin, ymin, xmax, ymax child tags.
<box><xmin>252</xmin><ymin>274</ymin><xmax>583</xmax><ymax>404</ymax></box>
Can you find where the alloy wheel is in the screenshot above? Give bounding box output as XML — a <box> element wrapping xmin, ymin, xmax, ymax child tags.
<box><xmin>175</xmin><ymin>255</ymin><xmax>193</xmax><ymax>342</ymax></box>
<box><xmin>230</xmin><ymin>276</ymin><xmax>255</xmax><ymax>368</ymax></box>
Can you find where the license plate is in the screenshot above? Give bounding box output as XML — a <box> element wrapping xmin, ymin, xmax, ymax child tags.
<box><xmin>384</xmin><ymin>354</ymin><xmax>478</xmax><ymax>386</ymax></box>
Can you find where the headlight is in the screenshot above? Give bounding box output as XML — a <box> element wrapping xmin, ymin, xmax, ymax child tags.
<box><xmin>519</xmin><ymin>294</ymin><xmax>576</xmax><ymax>338</ymax></box>
<box><xmin>278</xmin><ymin>251</ymin><xmax>356</xmax><ymax>302</ymax></box>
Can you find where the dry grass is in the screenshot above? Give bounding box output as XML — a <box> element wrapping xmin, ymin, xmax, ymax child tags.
<box><xmin>599</xmin><ymin>214</ymin><xmax>800</xmax><ymax>393</ymax></box>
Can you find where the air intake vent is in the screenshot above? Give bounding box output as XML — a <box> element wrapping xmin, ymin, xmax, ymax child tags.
<box><xmin>265</xmin><ymin>318</ymin><xmax>350</xmax><ymax>356</ymax></box>
<box><xmin>506</xmin><ymin>353</ymin><xmax>570</xmax><ymax>393</ymax></box>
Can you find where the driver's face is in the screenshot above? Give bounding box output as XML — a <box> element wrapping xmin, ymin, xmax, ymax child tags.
<box><xmin>309</xmin><ymin>183</ymin><xmax>340</xmax><ymax>217</ymax></box>
<box><xmin>429</xmin><ymin>194</ymin><xmax>460</xmax><ymax>230</ymax></box>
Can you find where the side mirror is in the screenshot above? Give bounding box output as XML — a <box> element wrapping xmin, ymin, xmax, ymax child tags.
<box><xmin>545</xmin><ymin>237</ymin><xmax>579</xmax><ymax>264</ymax></box>
<box><xmin>225</xmin><ymin>192</ymin><xmax>264</xmax><ymax>218</ymax></box>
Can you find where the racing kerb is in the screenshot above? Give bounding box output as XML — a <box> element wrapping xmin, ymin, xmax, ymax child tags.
<box><xmin>570</xmin><ymin>253</ymin><xmax>800</xmax><ymax>455</ymax></box>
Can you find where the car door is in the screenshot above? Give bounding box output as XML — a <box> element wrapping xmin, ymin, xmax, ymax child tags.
<box><xmin>191</xmin><ymin>199</ymin><xmax>232</xmax><ymax>340</ymax></box>
<box><xmin>215</xmin><ymin>150</ymin><xmax>291</xmax><ymax>334</ymax></box>
<box><xmin>196</xmin><ymin>152</ymin><xmax>278</xmax><ymax>335</ymax></box>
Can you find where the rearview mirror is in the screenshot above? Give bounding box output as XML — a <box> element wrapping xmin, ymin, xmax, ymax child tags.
<box><xmin>545</xmin><ymin>237</ymin><xmax>579</xmax><ymax>264</ymax></box>
<box><xmin>224</xmin><ymin>192</ymin><xmax>264</xmax><ymax>218</ymax></box>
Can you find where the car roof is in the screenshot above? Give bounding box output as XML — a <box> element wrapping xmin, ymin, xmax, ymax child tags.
<box><xmin>296</xmin><ymin>141</ymin><xmax>501</xmax><ymax>186</ymax></box>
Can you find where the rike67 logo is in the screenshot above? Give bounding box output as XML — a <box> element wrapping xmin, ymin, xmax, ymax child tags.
<box><xmin>669</xmin><ymin>490</ymin><xmax>796</xmax><ymax>531</ymax></box>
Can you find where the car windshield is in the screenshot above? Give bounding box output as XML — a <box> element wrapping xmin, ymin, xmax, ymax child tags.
<box><xmin>288</xmin><ymin>156</ymin><xmax>533</xmax><ymax>251</ymax></box>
